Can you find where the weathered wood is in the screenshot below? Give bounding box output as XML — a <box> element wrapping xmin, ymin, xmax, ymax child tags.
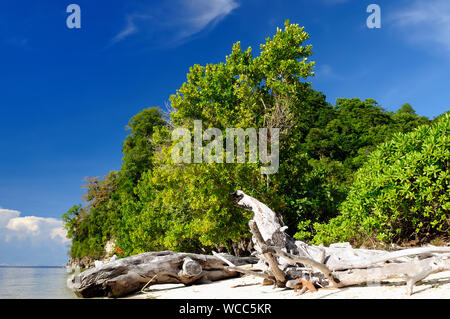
<box><xmin>333</xmin><ymin>257</ymin><xmax>450</xmax><ymax>295</ymax></box>
<box><xmin>212</xmin><ymin>251</ymin><xmax>236</xmax><ymax>266</ymax></box>
<box><xmin>180</xmin><ymin>257</ymin><xmax>202</xmax><ymax>278</ymax></box>
<box><xmin>224</xmin><ymin>266</ymin><xmax>276</xmax><ymax>282</ymax></box>
<box><xmin>262</xmin><ymin>245</ymin><xmax>341</xmax><ymax>288</ymax></box>
<box><xmin>249</xmin><ymin>220</ymin><xmax>286</xmax><ymax>286</ymax></box>
<box><xmin>231</xmin><ymin>190</ymin><xmax>297</xmax><ymax>254</ymax></box>
<box><xmin>231</xmin><ymin>190</ymin><xmax>298</xmax><ymax>286</ymax></box>
<box><xmin>329</xmin><ymin>246</ymin><xmax>450</xmax><ymax>271</ymax></box>
<box><xmin>69</xmin><ymin>251</ymin><xmax>257</xmax><ymax>298</ymax></box>
<box><xmin>212</xmin><ymin>251</ymin><xmax>275</xmax><ymax>282</ymax></box>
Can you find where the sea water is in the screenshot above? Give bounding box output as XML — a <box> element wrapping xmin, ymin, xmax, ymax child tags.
<box><xmin>0</xmin><ymin>266</ymin><xmax>78</xmax><ymax>299</ymax></box>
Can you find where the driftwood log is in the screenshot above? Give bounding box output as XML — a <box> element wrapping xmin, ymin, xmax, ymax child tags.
<box><xmin>69</xmin><ymin>251</ymin><xmax>257</xmax><ymax>298</ymax></box>
<box><xmin>231</xmin><ymin>190</ymin><xmax>450</xmax><ymax>295</ymax></box>
<box><xmin>69</xmin><ymin>190</ymin><xmax>449</xmax><ymax>298</ymax></box>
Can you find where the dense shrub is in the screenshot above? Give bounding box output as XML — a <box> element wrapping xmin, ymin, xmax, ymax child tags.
<box><xmin>312</xmin><ymin>114</ymin><xmax>450</xmax><ymax>246</ymax></box>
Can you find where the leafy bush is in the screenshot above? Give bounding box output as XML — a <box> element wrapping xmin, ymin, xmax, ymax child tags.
<box><xmin>312</xmin><ymin>114</ymin><xmax>450</xmax><ymax>246</ymax></box>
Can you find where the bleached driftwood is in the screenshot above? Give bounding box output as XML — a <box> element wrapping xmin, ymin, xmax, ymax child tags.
<box><xmin>232</xmin><ymin>190</ymin><xmax>450</xmax><ymax>295</ymax></box>
<box><xmin>329</xmin><ymin>246</ymin><xmax>450</xmax><ymax>271</ymax></box>
<box><xmin>69</xmin><ymin>251</ymin><xmax>257</xmax><ymax>298</ymax></box>
<box><xmin>333</xmin><ymin>256</ymin><xmax>450</xmax><ymax>289</ymax></box>
<box><xmin>212</xmin><ymin>251</ymin><xmax>276</xmax><ymax>282</ymax></box>
<box><xmin>230</xmin><ymin>190</ymin><xmax>297</xmax><ymax>254</ymax></box>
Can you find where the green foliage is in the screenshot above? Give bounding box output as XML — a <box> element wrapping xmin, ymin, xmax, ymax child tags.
<box><xmin>397</xmin><ymin>103</ymin><xmax>416</xmax><ymax>115</ymax></box>
<box><xmin>62</xmin><ymin>172</ymin><xmax>121</xmax><ymax>258</ymax></box>
<box><xmin>62</xmin><ymin>20</ymin><xmax>442</xmax><ymax>260</ymax></box>
<box><xmin>122</xmin><ymin>163</ymin><xmax>260</xmax><ymax>254</ymax></box>
<box><xmin>118</xmin><ymin>20</ymin><xmax>317</xmax><ymax>254</ymax></box>
<box><xmin>393</xmin><ymin>103</ymin><xmax>430</xmax><ymax>134</ymax></box>
<box><xmin>120</xmin><ymin>107</ymin><xmax>167</xmax><ymax>193</ymax></box>
<box><xmin>292</xmin><ymin>99</ymin><xmax>431</xmax><ymax>240</ymax></box>
<box><xmin>312</xmin><ymin>114</ymin><xmax>450</xmax><ymax>246</ymax></box>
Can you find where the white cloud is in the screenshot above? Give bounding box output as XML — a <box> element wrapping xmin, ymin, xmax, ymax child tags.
<box><xmin>0</xmin><ymin>209</ymin><xmax>20</xmax><ymax>227</ymax></box>
<box><xmin>50</xmin><ymin>227</ymin><xmax>70</xmax><ymax>243</ymax></box>
<box><xmin>390</xmin><ymin>0</ymin><xmax>450</xmax><ymax>50</ymax></box>
<box><xmin>111</xmin><ymin>0</ymin><xmax>239</xmax><ymax>46</ymax></box>
<box><xmin>0</xmin><ymin>207</ymin><xmax>69</xmax><ymax>265</ymax></box>
<box><xmin>0</xmin><ymin>208</ymin><xmax>68</xmax><ymax>243</ymax></box>
<box><xmin>7</xmin><ymin>216</ymin><xmax>41</xmax><ymax>235</ymax></box>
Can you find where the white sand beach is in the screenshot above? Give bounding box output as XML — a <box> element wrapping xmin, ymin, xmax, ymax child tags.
<box><xmin>127</xmin><ymin>270</ymin><xmax>450</xmax><ymax>299</ymax></box>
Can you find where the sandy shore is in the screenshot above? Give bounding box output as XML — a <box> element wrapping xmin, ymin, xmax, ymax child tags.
<box><xmin>126</xmin><ymin>270</ymin><xmax>450</xmax><ymax>299</ymax></box>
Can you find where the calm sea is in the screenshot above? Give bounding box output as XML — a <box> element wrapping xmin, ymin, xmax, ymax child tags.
<box><xmin>0</xmin><ymin>266</ymin><xmax>78</xmax><ymax>299</ymax></box>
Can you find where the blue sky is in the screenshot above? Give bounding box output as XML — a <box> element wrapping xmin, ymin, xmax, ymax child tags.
<box><xmin>0</xmin><ymin>0</ymin><xmax>449</xmax><ymax>265</ymax></box>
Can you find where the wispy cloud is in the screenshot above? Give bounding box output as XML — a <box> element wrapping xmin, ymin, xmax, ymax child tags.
<box><xmin>111</xmin><ymin>0</ymin><xmax>239</xmax><ymax>47</ymax></box>
<box><xmin>390</xmin><ymin>0</ymin><xmax>450</xmax><ymax>50</ymax></box>
<box><xmin>316</xmin><ymin>64</ymin><xmax>342</xmax><ymax>80</ymax></box>
<box><xmin>111</xmin><ymin>14</ymin><xmax>150</xmax><ymax>45</ymax></box>
<box><xmin>178</xmin><ymin>0</ymin><xmax>239</xmax><ymax>39</ymax></box>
